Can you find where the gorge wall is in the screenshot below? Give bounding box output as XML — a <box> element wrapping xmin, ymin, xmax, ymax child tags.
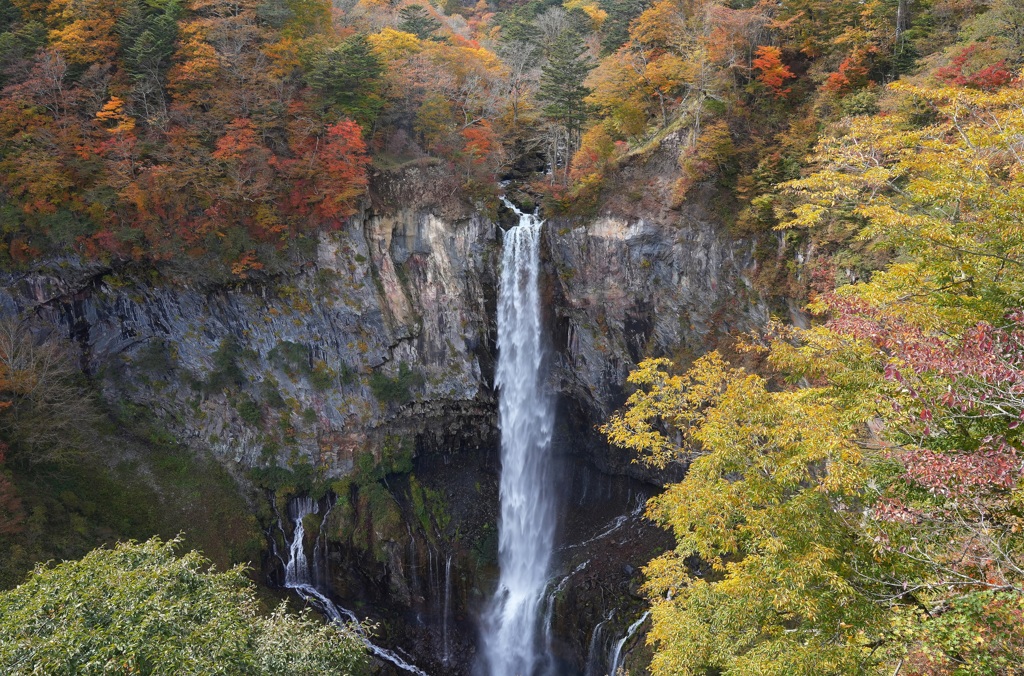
<box><xmin>0</xmin><ymin>163</ymin><xmax>499</xmax><ymax>478</ymax></box>
<box><xmin>0</xmin><ymin>159</ymin><xmax>767</xmax><ymax>674</ymax></box>
<box><xmin>546</xmin><ymin>189</ymin><xmax>767</xmax><ymax>479</ymax></box>
<box><xmin>0</xmin><ymin>162</ymin><xmax>763</xmax><ymax>480</ymax></box>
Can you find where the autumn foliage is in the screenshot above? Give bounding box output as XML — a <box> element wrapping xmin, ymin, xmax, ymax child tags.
<box><xmin>607</xmin><ymin>79</ymin><xmax>1024</xmax><ymax>675</ymax></box>
<box><xmin>935</xmin><ymin>45</ymin><xmax>1015</xmax><ymax>91</ymax></box>
<box><xmin>0</xmin><ymin>1</ymin><xmax>377</xmax><ymax>278</ymax></box>
<box><xmin>0</xmin><ymin>0</ymin><xmax>522</xmax><ymax>279</ymax></box>
<box><xmin>822</xmin><ymin>49</ymin><xmax>873</xmax><ymax>94</ymax></box>
<box><xmin>751</xmin><ymin>46</ymin><xmax>794</xmax><ymax>97</ymax></box>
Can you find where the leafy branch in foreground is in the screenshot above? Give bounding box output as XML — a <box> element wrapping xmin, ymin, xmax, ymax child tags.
<box><xmin>0</xmin><ymin>537</ymin><xmax>369</xmax><ymax>675</ymax></box>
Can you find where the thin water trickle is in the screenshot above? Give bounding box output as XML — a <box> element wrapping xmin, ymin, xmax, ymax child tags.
<box><xmin>479</xmin><ymin>200</ymin><xmax>557</xmax><ymax>676</ymax></box>
<box><xmin>584</xmin><ymin>611</ymin><xmax>614</xmax><ymax>676</ymax></box>
<box><xmin>442</xmin><ymin>553</ymin><xmax>453</xmax><ymax>665</ymax></box>
<box><xmin>281</xmin><ymin>496</ymin><xmax>429</xmax><ymax>676</ymax></box>
<box><xmin>607</xmin><ymin>611</ymin><xmax>650</xmax><ymax>676</ymax></box>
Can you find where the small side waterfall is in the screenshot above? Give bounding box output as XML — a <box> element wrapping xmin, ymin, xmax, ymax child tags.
<box><xmin>278</xmin><ymin>496</ymin><xmax>429</xmax><ymax>676</ymax></box>
<box><xmin>442</xmin><ymin>552</ymin><xmax>453</xmax><ymax>665</ymax></box>
<box><xmin>479</xmin><ymin>201</ymin><xmax>557</xmax><ymax>676</ymax></box>
<box><xmin>280</xmin><ymin>497</ymin><xmax>348</xmax><ymax>628</ymax></box>
<box><xmin>607</xmin><ymin>611</ymin><xmax>650</xmax><ymax>675</ymax></box>
<box><xmin>284</xmin><ymin>497</ymin><xmax>315</xmax><ymax>586</ymax></box>
<box><xmin>584</xmin><ymin>611</ymin><xmax>614</xmax><ymax>676</ymax></box>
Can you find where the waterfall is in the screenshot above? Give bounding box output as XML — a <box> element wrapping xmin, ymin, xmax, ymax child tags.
<box><xmin>428</xmin><ymin>547</ymin><xmax>438</xmax><ymax>637</ymax></box>
<box><xmin>279</xmin><ymin>496</ymin><xmax>429</xmax><ymax>676</ymax></box>
<box><xmin>584</xmin><ymin>611</ymin><xmax>614</xmax><ymax>676</ymax></box>
<box><xmin>312</xmin><ymin>499</ymin><xmax>333</xmax><ymax>589</ymax></box>
<box><xmin>480</xmin><ymin>200</ymin><xmax>556</xmax><ymax>676</ymax></box>
<box><xmin>406</xmin><ymin>530</ymin><xmax>422</xmax><ymax>625</ymax></box>
<box><xmin>280</xmin><ymin>497</ymin><xmax>348</xmax><ymax>627</ymax></box>
<box><xmin>607</xmin><ymin>611</ymin><xmax>650</xmax><ymax>676</ymax></box>
<box><xmin>539</xmin><ymin>560</ymin><xmax>589</xmax><ymax>674</ymax></box>
<box><xmin>284</xmin><ymin>496</ymin><xmax>316</xmax><ymax>587</ymax></box>
<box><xmin>442</xmin><ymin>553</ymin><xmax>453</xmax><ymax>665</ymax></box>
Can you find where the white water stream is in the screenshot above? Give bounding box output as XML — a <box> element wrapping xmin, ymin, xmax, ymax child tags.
<box><xmin>280</xmin><ymin>497</ymin><xmax>429</xmax><ymax>676</ymax></box>
<box><xmin>608</xmin><ymin>611</ymin><xmax>650</xmax><ymax>675</ymax></box>
<box><xmin>479</xmin><ymin>201</ymin><xmax>557</xmax><ymax>676</ymax></box>
<box><xmin>584</xmin><ymin>611</ymin><xmax>614</xmax><ymax>676</ymax></box>
<box><xmin>443</xmin><ymin>552</ymin><xmax>453</xmax><ymax>665</ymax></box>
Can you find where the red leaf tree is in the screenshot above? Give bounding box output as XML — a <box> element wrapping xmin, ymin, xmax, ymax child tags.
<box><xmin>752</xmin><ymin>45</ymin><xmax>795</xmax><ymax>98</ymax></box>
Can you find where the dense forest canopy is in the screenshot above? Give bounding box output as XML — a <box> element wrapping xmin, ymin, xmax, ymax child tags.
<box><xmin>0</xmin><ymin>0</ymin><xmax>1020</xmax><ymax>283</ymax></box>
<box><xmin>604</xmin><ymin>63</ymin><xmax>1024</xmax><ymax>676</ymax></box>
<box><xmin>2</xmin><ymin>0</ymin><xmax>1020</xmax><ymax>281</ymax></box>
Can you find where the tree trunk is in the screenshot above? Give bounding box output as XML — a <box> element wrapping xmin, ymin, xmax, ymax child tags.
<box><xmin>896</xmin><ymin>0</ymin><xmax>910</xmax><ymax>46</ymax></box>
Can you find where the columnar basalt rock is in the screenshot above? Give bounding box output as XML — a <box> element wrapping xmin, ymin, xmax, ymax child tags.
<box><xmin>0</xmin><ymin>163</ymin><xmax>767</xmax><ymax>674</ymax></box>
<box><xmin>0</xmin><ymin>197</ymin><xmax>500</xmax><ymax>475</ymax></box>
<box><xmin>0</xmin><ymin>184</ymin><xmax>763</xmax><ymax>480</ymax></box>
<box><xmin>544</xmin><ymin>206</ymin><xmax>766</xmax><ymax>481</ymax></box>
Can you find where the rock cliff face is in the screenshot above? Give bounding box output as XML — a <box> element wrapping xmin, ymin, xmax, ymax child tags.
<box><xmin>0</xmin><ymin>165</ymin><xmax>762</xmax><ymax>479</ymax></box>
<box><xmin>0</xmin><ymin>165</ymin><xmax>501</xmax><ymax>476</ymax></box>
<box><xmin>0</xmin><ymin>162</ymin><xmax>767</xmax><ymax>674</ymax></box>
<box><xmin>545</xmin><ymin>188</ymin><xmax>767</xmax><ymax>479</ymax></box>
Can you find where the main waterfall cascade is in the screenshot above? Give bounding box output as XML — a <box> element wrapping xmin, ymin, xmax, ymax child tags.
<box><xmin>267</xmin><ymin>203</ymin><xmax>661</xmax><ymax>676</ymax></box>
<box><xmin>479</xmin><ymin>201</ymin><xmax>558</xmax><ymax>676</ymax></box>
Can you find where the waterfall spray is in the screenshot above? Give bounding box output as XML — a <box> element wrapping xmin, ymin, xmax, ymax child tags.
<box><xmin>479</xmin><ymin>201</ymin><xmax>557</xmax><ymax>676</ymax></box>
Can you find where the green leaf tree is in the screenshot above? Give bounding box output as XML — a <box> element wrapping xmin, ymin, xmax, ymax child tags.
<box><xmin>0</xmin><ymin>537</ymin><xmax>369</xmax><ymax>675</ymax></box>
<box><xmin>604</xmin><ymin>354</ymin><xmax>890</xmax><ymax>675</ymax></box>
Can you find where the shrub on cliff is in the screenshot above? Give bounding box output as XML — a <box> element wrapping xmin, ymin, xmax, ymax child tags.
<box><xmin>0</xmin><ymin>318</ymin><xmax>98</xmax><ymax>464</ymax></box>
<box><xmin>369</xmin><ymin>362</ymin><xmax>424</xmax><ymax>404</ymax></box>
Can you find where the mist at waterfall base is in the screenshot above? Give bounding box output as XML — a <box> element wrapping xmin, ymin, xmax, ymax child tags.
<box><xmin>478</xmin><ymin>205</ymin><xmax>557</xmax><ymax>676</ymax></box>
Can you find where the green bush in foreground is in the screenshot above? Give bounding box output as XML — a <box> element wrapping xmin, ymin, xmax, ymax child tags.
<box><xmin>0</xmin><ymin>537</ymin><xmax>368</xmax><ymax>675</ymax></box>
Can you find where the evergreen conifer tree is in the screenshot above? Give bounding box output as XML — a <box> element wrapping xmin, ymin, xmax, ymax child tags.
<box><xmin>538</xmin><ymin>31</ymin><xmax>593</xmax><ymax>178</ymax></box>
<box><xmin>306</xmin><ymin>34</ymin><xmax>384</xmax><ymax>125</ymax></box>
<box><xmin>398</xmin><ymin>4</ymin><xmax>441</xmax><ymax>39</ymax></box>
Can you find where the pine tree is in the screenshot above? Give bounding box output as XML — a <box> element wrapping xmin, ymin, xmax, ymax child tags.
<box><xmin>305</xmin><ymin>34</ymin><xmax>384</xmax><ymax>125</ymax></box>
<box><xmin>598</xmin><ymin>0</ymin><xmax>646</xmax><ymax>55</ymax></box>
<box><xmin>538</xmin><ymin>31</ymin><xmax>593</xmax><ymax>179</ymax></box>
<box><xmin>398</xmin><ymin>4</ymin><xmax>441</xmax><ymax>39</ymax></box>
<box><xmin>497</xmin><ymin>4</ymin><xmax>541</xmax><ymax>45</ymax></box>
<box><xmin>0</xmin><ymin>0</ymin><xmax>20</xmax><ymax>33</ymax></box>
<box><xmin>117</xmin><ymin>0</ymin><xmax>181</xmax><ymax>80</ymax></box>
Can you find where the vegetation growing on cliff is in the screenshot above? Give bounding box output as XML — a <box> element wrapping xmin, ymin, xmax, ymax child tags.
<box><xmin>370</xmin><ymin>361</ymin><xmax>425</xmax><ymax>404</ymax></box>
<box><xmin>0</xmin><ymin>0</ymin><xmax>1020</xmax><ymax>280</ymax></box>
<box><xmin>0</xmin><ymin>317</ymin><xmax>263</xmax><ymax>623</ymax></box>
<box><xmin>0</xmin><ymin>0</ymin><xmax>510</xmax><ymax>278</ymax></box>
<box><xmin>4</xmin><ymin>0</ymin><xmax>1024</xmax><ymax>671</ymax></box>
